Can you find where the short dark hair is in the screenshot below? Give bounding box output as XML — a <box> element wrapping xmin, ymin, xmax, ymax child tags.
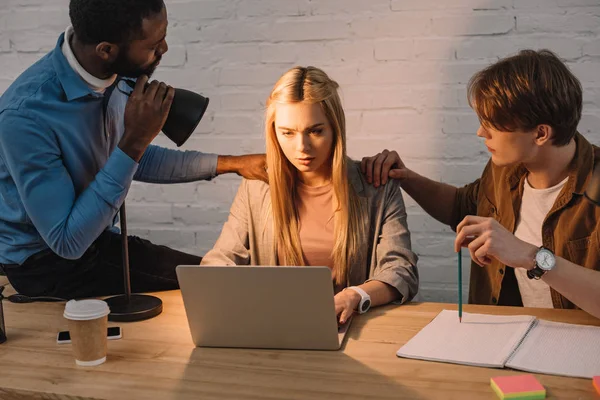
<box><xmin>69</xmin><ymin>0</ymin><xmax>165</xmax><ymax>45</ymax></box>
<box><xmin>468</xmin><ymin>49</ymin><xmax>582</xmax><ymax>146</ymax></box>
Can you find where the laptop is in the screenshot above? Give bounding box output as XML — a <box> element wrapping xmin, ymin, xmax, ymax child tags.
<box><xmin>175</xmin><ymin>265</ymin><xmax>352</xmax><ymax>350</ymax></box>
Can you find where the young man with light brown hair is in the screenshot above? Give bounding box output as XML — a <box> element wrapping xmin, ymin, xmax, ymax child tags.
<box><xmin>363</xmin><ymin>49</ymin><xmax>600</xmax><ymax>319</ymax></box>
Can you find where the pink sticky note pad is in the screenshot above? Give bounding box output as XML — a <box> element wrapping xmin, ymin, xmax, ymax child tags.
<box><xmin>593</xmin><ymin>376</ymin><xmax>600</xmax><ymax>395</ymax></box>
<box><xmin>491</xmin><ymin>375</ymin><xmax>546</xmax><ymax>399</ymax></box>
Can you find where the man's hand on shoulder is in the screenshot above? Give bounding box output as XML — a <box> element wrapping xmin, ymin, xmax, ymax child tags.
<box><xmin>361</xmin><ymin>149</ymin><xmax>410</xmax><ymax>188</ymax></box>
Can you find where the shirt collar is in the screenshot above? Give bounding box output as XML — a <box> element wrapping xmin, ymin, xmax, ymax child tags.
<box><xmin>61</xmin><ymin>26</ymin><xmax>117</xmax><ymax>93</ymax></box>
<box><xmin>51</xmin><ymin>30</ymin><xmax>116</xmax><ymax>101</ymax></box>
<box><xmin>507</xmin><ymin>132</ymin><xmax>595</xmax><ymax>197</ymax></box>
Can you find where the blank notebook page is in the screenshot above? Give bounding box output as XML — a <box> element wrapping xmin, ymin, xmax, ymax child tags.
<box><xmin>396</xmin><ymin>310</ymin><xmax>536</xmax><ymax>368</ymax></box>
<box><xmin>505</xmin><ymin>319</ymin><xmax>600</xmax><ymax>379</ymax></box>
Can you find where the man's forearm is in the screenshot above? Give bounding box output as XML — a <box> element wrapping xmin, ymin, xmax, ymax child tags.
<box><xmin>216</xmin><ymin>154</ymin><xmax>267</xmax><ymax>182</ymax></box>
<box><xmin>402</xmin><ymin>169</ymin><xmax>458</xmax><ymax>226</ymax></box>
<box><xmin>216</xmin><ymin>155</ymin><xmax>239</xmax><ymax>176</ymax></box>
<box><xmin>542</xmin><ymin>258</ymin><xmax>600</xmax><ymax>319</ymax></box>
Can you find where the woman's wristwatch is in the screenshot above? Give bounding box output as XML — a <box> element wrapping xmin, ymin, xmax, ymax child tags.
<box><xmin>345</xmin><ymin>286</ymin><xmax>371</xmax><ymax>314</ymax></box>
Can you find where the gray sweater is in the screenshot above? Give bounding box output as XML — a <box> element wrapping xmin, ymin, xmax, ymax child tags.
<box><xmin>201</xmin><ymin>161</ymin><xmax>420</xmax><ymax>303</ymax></box>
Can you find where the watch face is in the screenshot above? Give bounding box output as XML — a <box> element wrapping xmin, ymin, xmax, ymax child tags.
<box><xmin>535</xmin><ymin>248</ymin><xmax>556</xmax><ymax>271</ymax></box>
<box><xmin>361</xmin><ymin>299</ymin><xmax>371</xmax><ymax>313</ymax></box>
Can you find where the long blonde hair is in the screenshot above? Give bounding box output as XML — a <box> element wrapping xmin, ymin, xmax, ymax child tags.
<box><xmin>265</xmin><ymin>66</ymin><xmax>364</xmax><ymax>286</ymax></box>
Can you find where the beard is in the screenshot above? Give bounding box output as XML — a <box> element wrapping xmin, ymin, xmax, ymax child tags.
<box><xmin>110</xmin><ymin>48</ymin><xmax>161</xmax><ymax>78</ymax></box>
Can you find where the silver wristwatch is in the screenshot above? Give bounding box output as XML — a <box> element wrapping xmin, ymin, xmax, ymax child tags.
<box><xmin>526</xmin><ymin>247</ymin><xmax>556</xmax><ymax>280</ymax></box>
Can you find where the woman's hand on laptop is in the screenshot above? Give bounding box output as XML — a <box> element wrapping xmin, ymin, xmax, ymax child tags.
<box><xmin>334</xmin><ymin>289</ymin><xmax>361</xmax><ymax>324</ymax></box>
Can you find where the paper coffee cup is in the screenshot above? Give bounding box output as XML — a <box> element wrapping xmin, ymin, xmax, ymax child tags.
<box><xmin>63</xmin><ymin>299</ymin><xmax>110</xmax><ymax>366</ymax></box>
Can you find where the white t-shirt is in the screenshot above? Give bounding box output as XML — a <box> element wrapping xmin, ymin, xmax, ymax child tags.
<box><xmin>513</xmin><ymin>176</ymin><xmax>568</xmax><ymax>308</ymax></box>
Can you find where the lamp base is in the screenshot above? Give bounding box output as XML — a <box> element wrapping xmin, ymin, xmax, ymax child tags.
<box><xmin>105</xmin><ymin>294</ymin><xmax>163</xmax><ymax>322</ymax></box>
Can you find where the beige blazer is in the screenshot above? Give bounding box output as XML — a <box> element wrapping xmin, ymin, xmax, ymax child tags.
<box><xmin>201</xmin><ymin>161</ymin><xmax>419</xmax><ymax>303</ymax></box>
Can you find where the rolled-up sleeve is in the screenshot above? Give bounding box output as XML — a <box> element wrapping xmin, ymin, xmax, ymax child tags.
<box><xmin>368</xmin><ymin>180</ymin><xmax>419</xmax><ymax>304</ymax></box>
<box><xmin>451</xmin><ymin>160</ymin><xmax>496</xmax><ymax>231</ymax></box>
<box><xmin>134</xmin><ymin>145</ymin><xmax>218</xmax><ymax>183</ymax></box>
<box><xmin>450</xmin><ymin>181</ymin><xmax>484</xmax><ymax>232</ymax></box>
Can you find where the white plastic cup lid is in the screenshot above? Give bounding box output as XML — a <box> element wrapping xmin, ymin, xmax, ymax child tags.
<box><xmin>63</xmin><ymin>299</ymin><xmax>110</xmax><ymax>321</ymax></box>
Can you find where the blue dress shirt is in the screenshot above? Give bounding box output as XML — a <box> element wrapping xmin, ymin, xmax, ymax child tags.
<box><xmin>0</xmin><ymin>33</ymin><xmax>217</xmax><ymax>265</ymax></box>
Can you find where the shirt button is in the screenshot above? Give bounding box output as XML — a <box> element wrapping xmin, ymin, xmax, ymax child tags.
<box><xmin>492</xmin><ymin>297</ymin><xmax>498</xmax><ymax>304</ymax></box>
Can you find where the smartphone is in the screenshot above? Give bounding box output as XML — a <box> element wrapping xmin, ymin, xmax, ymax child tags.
<box><xmin>57</xmin><ymin>326</ymin><xmax>122</xmax><ymax>344</ymax></box>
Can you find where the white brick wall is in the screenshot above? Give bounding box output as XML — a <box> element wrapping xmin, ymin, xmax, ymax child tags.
<box><xmin>1</xmin><ymin>0</ymin><xmax>599</xmax><ymax>302</ymax></box>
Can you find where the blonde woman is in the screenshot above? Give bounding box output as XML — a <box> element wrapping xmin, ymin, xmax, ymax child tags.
<box><xmin>201</xmin><ymin>66</ymin><xmax>418</xmax><ymax>323</ymax></box>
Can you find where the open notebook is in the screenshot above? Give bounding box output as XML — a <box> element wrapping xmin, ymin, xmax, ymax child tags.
<box><xmin>396</xmin><ymin>310</ymin><xmax>600</xmax><ymax>379</ymax></box>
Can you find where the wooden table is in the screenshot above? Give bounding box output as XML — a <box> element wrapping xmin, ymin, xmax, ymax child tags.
<box><xmin>0</xmin><ymin>289</ymin><xmax>599</xmax><ymax>399</ymax></box>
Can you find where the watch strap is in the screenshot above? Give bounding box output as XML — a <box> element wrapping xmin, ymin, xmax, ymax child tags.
<box><xmin>346</xmin><ymin>286</ymin><xmax>369</xmax><ymax>300</ymax></box>
<box><xmin>346</xmin><ymin>286</ymin><xmax>371</xmax><ymax>314</ymax></box>
<box><xmin>526</xmin><ymin>246</ymin><xmax>552</xmax><ymax>280</ymax></box>
<box><xmin>526</xmin><ymin>267</ymin><xmax>545</xmax><ymax>280</ymax></box>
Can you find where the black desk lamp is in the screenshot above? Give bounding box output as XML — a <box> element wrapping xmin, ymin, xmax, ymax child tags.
<box><xmin>105</xmin><ymin>80</ymin><xmax>210</xmax><ymax>322</ymax></box>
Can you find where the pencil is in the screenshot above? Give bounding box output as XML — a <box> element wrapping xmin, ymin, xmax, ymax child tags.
<box><xmin>458</xmin><ymin>248</ymin><xmax>462</xmax><ymax>323</ymax></box>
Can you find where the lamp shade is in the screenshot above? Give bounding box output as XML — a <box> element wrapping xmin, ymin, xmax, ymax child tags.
<box><xmin>122</xmin><ymin>79</ymin><xmax>209</xmax><ymax>147</ymax></box>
